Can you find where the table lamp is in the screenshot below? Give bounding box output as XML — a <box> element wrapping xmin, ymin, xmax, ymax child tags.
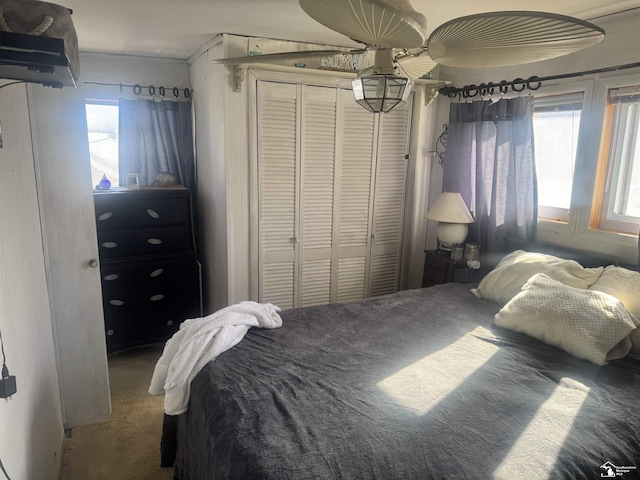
<box><xmin>427</xmin><ymin>192</ymin><xmax>474</xmax><ymax>251</ymax></box>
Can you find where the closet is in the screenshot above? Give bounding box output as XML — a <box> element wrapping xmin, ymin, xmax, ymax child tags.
<box><xmin>255</xmin><ymin>80</ymin><xmax>412</xmax><ymax>309</ymax></box>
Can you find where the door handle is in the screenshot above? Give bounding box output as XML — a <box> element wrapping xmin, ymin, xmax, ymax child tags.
<box><xmin>88</xmin><ymin>259</ymin><xmax>99</xmax><ymax>268</ymax></box>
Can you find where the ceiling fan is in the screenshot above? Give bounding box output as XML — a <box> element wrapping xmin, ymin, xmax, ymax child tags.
<box><xmin>213</xmin><ymin>0</ymin><xmax>605</xmax><ymax>113</ymax></box>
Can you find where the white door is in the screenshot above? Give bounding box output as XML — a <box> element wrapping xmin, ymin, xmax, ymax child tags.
<box><xmin>28</xmin><ymin>84</ymin><xmax>110</xmax><ymax>428</ymax></box>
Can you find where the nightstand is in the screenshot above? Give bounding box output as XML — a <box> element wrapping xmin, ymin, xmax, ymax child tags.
<box><xmin>422</xmin><ymin>250</ymin><xmax>467</xmax><ymax>287</ymax></box>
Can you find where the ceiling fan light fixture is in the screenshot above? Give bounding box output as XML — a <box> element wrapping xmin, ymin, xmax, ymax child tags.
<box><xmin>352</xmin><ymin>74</ymin><xmax>413</xmax><ymax>113</ymax></box>
<box><xmin>351</xmin><ymin>48</ymin><xmax>413</xmax><ymax>113</ymax></box>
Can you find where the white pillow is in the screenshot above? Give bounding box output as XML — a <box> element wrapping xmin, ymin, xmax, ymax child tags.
<box><xmin>471</xmin><ymin>250</ymin><xmax>603</xmax><ymax>305</ymax></box>
<box><xmin>589</xmin><ymin>265</ymin><xmax>640</xmax><ymax>357</ymax></box>
<box><xmin>494</xmin><ymin>273</ymin><xmax>638</xmax><ymax>366</ymax></box>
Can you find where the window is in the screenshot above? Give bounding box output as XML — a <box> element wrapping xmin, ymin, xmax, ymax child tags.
<box><xmin>85</xmin><ymin>100</ymin><xmax>119</xmax><ymax>188</ymax></box>
<box><xmin>594</xmin><ymin>85</ymin><xmax>640</xmax><ymax>235</ymax></box>
<box><xmin>533</xmin><ymin>92</ymin><xmax>583</xmax><ymax>221</ymax></box>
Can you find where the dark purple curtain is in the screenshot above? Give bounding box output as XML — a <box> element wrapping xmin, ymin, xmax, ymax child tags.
<box><xmin>118</xmin><ymin>98</ymin><xmax>195</xmax><ymax>191</ymax></box>
<box><xmin>443</xmin><ymin>97</ymin><xmax>537</xmax><ymax>254</ymax></box>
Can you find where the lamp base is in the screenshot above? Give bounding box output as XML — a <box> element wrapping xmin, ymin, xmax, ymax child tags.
<box><xmin>435</xmin><ymin>222</ymin><xmax>469</xmax><ymax>250</ymax></box>
<box><xmin>437</xmin><ymin>240</ymin><xmax>461</xmax><ymax>252</ymax></box>
<box><xmin>437</xmin><ymin>241</ymin><xmax>465</xmax><ymax>261</ymax></box>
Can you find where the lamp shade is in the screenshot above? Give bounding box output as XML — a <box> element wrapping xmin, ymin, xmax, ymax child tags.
<box><xmin>427</xmin><ymin>192</ymin><xmax>474</xmax><ymax>249</ymax></box>
<box><xmin>426</xmin><ymin>192</ymin><xmax>474</xmax><ymax>223</ymax></box>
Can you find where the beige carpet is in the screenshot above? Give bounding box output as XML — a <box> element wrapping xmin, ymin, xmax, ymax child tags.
<box><xmin>61</xmin><ymin>345</ymin><xmax>174</xmax><ymax>480</ymax></box>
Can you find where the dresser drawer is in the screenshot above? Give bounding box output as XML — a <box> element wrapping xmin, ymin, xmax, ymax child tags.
<box><xmin>94</xmin><ymin>190</ymin><xmax>190</xmax><ymax>232</ymax></box>
<box><xmin>422</xmin><ymin>250</ymin><xmax>466</xmax><ymax>287</ymax></box>
<box><xmin>104</xmin><ymin>308</ymin><xmax>191</xmax><ymax>352</ymax></box>
<box><xmin>97</xmin><ymin>226</ymin><xmax>191</xmax><ymax>258</ymax></box>
<box><xmin>103</xmin><ymin>282</ymin><xmax>200</xmax><ymax>318</ymax></box>
<box><xmin>100</xmin><ymin>254</ymin><xmax>199</xmax><ymax>293</ymax></box>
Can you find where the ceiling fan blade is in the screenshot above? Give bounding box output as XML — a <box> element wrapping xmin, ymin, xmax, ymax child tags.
<box><xmin>428</xmin><ymin>11</ymin><xmax>605</xmax><ymax>68</ymax></box>
<box><xmin>299</xmin><ymin>0</ymin><xmax>426</xmax><ymax>49</ymax></box>
<box><xmin>212</xmin><ymin>49</ymin><xmax>366</xmax><ymax>65</ymax></box>
<box><xmin>395</xmin><ymin>49</ymin><xmax>438</xmax><ymax>81</ymax></box>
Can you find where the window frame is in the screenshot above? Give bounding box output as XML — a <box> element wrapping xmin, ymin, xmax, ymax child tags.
<box><xmin>594</xmin><ymin>86</ymin><xmax>640</xmax><ymax>234</ymax></box>
<box><xmin>519</xmin><ymin>73</ymin><xmax>640</xmax><ymax>263</ymax></box>
<box><xmin>530</xmin><ymin>81</ymin><xmax>593</xmax><ymax>226</ymax></box>
<box><xmin>532</xmin><ymin>91</ymin><xmax>585</xmax><ymax>222</ymax></box>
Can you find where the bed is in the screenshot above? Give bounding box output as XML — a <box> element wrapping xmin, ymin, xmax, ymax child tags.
<box><xmin>160</xmin><ymin>245</ymin><xmax>640</xmax><ymax>480</ymax></box>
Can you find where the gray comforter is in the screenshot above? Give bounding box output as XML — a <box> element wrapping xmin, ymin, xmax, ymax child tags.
<box><xmin>165</xmin><ymin>283</ymin><xmax>640</xmax><ymax>479</ymax></box>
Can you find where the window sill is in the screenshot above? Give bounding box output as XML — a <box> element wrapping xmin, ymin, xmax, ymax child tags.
<box><xmin>537</xmin><ymin>219</ymin><xmax>638</xmax><ymax>265</ymax></box>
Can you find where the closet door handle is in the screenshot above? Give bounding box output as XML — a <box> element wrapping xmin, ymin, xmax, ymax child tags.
<box><xmin>88</xmin><ymin>259</ymin><xmax>99</xmax><ymax>268</ymax></box>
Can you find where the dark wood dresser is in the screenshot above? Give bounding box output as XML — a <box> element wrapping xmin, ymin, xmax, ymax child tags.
<box><xmin>93</xmin><ymin>187</ymin><xmax>202</xmax><ymax>353</ymax></box>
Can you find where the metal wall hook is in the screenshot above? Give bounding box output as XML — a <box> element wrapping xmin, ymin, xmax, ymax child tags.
<box><xmin>436</xmin><ymin>124</ymin><xmax>447</xmax><ymax>166</ymax></box>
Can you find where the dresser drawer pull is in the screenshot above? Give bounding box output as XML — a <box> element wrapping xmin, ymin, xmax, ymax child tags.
<box><xmin>107</xmin><ymin>329</ymin><xmax>114</xmax><ymax>336</ymax></box>
<box><xmin>150</xmin><ymin>268</ymin><xmax>164</xmax><ymax>278</ymax></box>
<box><xmin>109</xmin><ymin>300</ymin><xmax>125</xmax><ymax>306</ymax></box>
<box><xmin>104</xmin><ymin>274</ymin><xmax>120</xmax><ymax>281</ymax></box>
<box><xmin>102</xmin><ymin>242</ymin><xmax>118</xmax><ymax>249</ymax></box>
<box><xmin>98</xmin><ymin>212</ymin><xmax>113</xmax><ymax>221</ymax></box>
<box><xmin>150</xmin><ymin>294</ymin><xmax>165</xmax><ymax>302</ymax></box>
<box><xmin>147</xmin><ymin>209</ymin><xmax>160</xmax><ymax>219</ymax></box>
<box><xmin>147</xmin><ymin>238</ymin><xmax>163</xmax><ymax>245</ymax></box>
<box><xmin>167</xmin><ymin>320</ymin><xmax>174</xmax><ymax>326</ymax></box>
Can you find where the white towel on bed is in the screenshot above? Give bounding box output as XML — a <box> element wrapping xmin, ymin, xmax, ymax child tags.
<box><xmin>148</xmin><ymin>301</ymin><xmax>282</xmax><ymax>415</ymax></box>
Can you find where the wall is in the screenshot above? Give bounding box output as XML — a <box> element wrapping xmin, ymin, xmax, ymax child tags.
<box><xmin>428</xmin><ymin>10</ymin><xmax>640</xmax><ymax>264</ymax></box>
<box><xmin>80</xmin><ymin>52</ymin><xmax>191</xmax><ymax>98</ymax></box>
<box><xmin>404</xmin><ymin>83</ymin><xmax>442</xmax><ymax>288</ymax></box>
<box><xmin>188</xmin><ymin>38</ymin><xmax>231</xmax><ymax>313</ymax></box>
<box><xmin>0</xmin><ymin>82</ymin><xmax>64</xmax><ymax>479</ymax></box>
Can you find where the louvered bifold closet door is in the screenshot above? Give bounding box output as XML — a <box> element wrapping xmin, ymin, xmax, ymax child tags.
<box><xmin>369</xmin><ymin>101</ymin><xmax>412</xmax><ymax>297</ymax></box>
<box><xmin>333</xmin><ymin>89</ymin><xmax>377</xmax><ymax>303</ymax></box>
<box><xmin>256</xmin><ymin>81</ymin><xmax>410</xmax><ymax>308</ymax></box>
<box><xmin>257</xmin><ymin>82</ymin><xmax>298</xmax><ymax>309</ymax></box>
<box><xmin>300</xmin><ymin>86</ymin><xmax>337</xmax><ymax>306</ymax></box>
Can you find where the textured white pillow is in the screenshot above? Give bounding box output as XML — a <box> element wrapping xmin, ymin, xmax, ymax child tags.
<box><xmin>471</xmin><ymin>250</ymin><xmax>603</xmax><ymax>306</ymax></box>
<box><xmin>590</xmin><ymin>265</ymin><xmax>640</xmax><ymax>357</ymax></box>
<box><xmin>494</xmin><ymin>273</ymin><xmax>638</xmax><ymax>366</ymax></box>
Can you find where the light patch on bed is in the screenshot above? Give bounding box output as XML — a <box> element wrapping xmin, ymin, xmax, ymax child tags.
<box><xmin>494</xmin><ymin>377</ymin><xmax>590</xmax><ymax>479</ymax></box>
<box><xmin>376</xmin><ymin>326</ymin><xmax>499</xmax><ymax>415</ymax></box>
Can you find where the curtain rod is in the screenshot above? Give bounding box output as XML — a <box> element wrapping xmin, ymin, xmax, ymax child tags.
<box><xmin>438</xmin><ymin>61</ymin><xmax>640</xmax><ymax>99</ymax></box>
<box><xmin>84</xmin><ymin>81</ymin><xmax>192</xmax><ymax>99</ymax></box>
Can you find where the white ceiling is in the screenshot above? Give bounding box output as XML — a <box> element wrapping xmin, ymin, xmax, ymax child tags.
<box><xmin>62</xmin><ymin>0</ymin><xmax>640</xmax><ymax>60</ymax></box>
